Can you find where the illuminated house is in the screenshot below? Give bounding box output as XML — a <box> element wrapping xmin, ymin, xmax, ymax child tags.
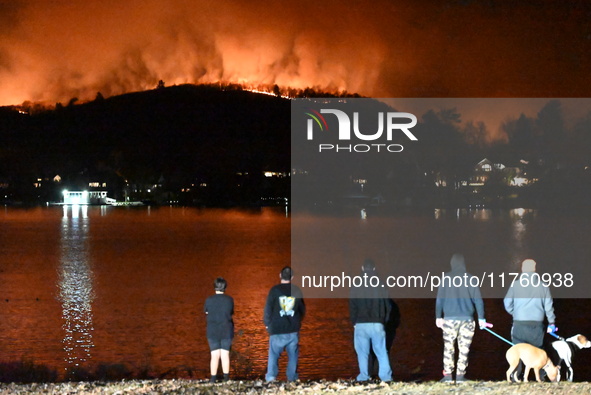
<box><xmin>468</xmin><ymin>158</ymin><xmax>531</xmax><ymax>188</ymax></box>
<box><xmin>63</xmin><ymin>190</ymin><xmax>115</xmax><ymax>205</ymax></box>
<box><xmin>468</xmin><ymin>158</ymin><xmax>503</xmax><ymax>186</ymax></box>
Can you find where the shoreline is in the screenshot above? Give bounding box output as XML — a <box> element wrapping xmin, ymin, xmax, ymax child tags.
<box><xmin>1</xmin><ymin>379</ymin><xmax>591</xmax><ymax>394</ymax></box>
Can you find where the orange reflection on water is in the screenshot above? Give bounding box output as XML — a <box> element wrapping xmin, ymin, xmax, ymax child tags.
<box><xmin>59</xmin><ymin>205</ymin><xmax>95</xmax><ymax>375</ymax></box>
<box><xmin>5</xmin><ymin>206</ymin><xmax>590</xmax><ymax>382</ymax></box>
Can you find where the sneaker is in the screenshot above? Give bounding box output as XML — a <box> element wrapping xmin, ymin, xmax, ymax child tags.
<box><xmin>440</xmin><ymin>374</ymin><xmax>453</xmax><ymax>383</ymax></box>
<box><xmin>223</xmin><ymin>374</ymin><xmax>230</xmax><ymax>382</ymax></box>
<box><xmin>455</xmin><ymin>374</ymin><xmax>469</xmax><ymax>384</ymax></box>
<box><xmin>209</xmin><ymin>375</ymin><xmax>217</xmax><ymax>383</ymax></box>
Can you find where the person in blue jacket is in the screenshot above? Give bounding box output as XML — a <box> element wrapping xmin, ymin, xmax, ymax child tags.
<box><xmin>504</xmin><ymin>258</ymin><xmax>556</xmax><ymax>381</ymax></box>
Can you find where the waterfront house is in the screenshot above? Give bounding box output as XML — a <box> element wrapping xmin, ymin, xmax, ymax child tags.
<box><xmin>63</xmin><ymin>190</ymin><xmax>115</xmax><ymax>205</ymax></box>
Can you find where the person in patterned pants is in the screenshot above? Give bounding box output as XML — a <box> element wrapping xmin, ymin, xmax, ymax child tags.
<box><xmin>441</xmin><ymin>320</ymin><xmax>475</xmax><ymax>380</ymax></box>
<box><xmin>435</xmin><ymin>253</ymin><xmax>486</xmax><ymax>383</ymax></box>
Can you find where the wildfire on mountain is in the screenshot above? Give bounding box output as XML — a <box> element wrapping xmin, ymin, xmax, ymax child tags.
<box><xmin>0</xmin><ymin>1</ymin><xmax>589</xmax><ymax>107</ymax></box>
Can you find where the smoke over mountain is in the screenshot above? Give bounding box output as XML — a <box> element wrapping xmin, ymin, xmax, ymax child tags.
<box><xmin>0</xmin><ymin>0</ymin><xmax>589</xmax><ymax>106</ymax></box>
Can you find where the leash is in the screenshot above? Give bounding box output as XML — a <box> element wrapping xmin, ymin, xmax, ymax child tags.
<box><xmin>482</xmin><ymin>327</ymin><xmax>565</xmax><ymax>346</ymax></box>
<box><xmin>483</xmin><ymin>327</ymin><xmax>515</xmax><ymax>346</ymax></box>
<box><xmin>548</xmin><ymin>332</ymin><xmax>565</xmax><ymax>341</ymax></box>
<box><xmin>485</xmin><ymin>327</ymin><xmax>563</xmax><ymax>345</ymax></box>
<box><xmin>483</xmin><ymin>325</ymin><xmax>564</xmax><ymax>347</ymax></box>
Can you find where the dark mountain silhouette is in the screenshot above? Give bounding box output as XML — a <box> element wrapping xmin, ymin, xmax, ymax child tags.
<box><xmin>1</xmin><ymin>87</ymin><xmax>589</xmax><ymax>209</ymax></box>
<box><xmin>0</xmin><ymin>84</ymin><xmax>291</xmax><ymax>205</ymax></box>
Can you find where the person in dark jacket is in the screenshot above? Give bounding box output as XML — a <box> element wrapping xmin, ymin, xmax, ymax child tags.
<box><xmin>263</xmin><ymin>267</ymin><xmax>305</xmax><ymax>382</ymax></box>
<box><xmin>435</xmin><ymin>253</ymin><xmax>485</xmax><ymax>383</ymax></box>
<box><xmin>349</xmin><ymin>259</ymin><xmax>392</xmax><ymax>382</ymax></box>
<box><xmin>204</xmin><ymin>277</ymin><xmax>234</xmax><ymax>383</ymax></box>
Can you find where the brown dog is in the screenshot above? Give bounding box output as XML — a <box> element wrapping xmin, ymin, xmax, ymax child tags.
<box><xmin>506</xmin><ymin>343</ymin><xmax>560</xmax><ymax>383</ymax></box>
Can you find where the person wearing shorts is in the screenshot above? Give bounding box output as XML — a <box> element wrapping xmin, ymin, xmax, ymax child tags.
<box><xmin>204</xmin><ymin>277</ymin><xmax>234</xmax><ymax>382</ymax></box>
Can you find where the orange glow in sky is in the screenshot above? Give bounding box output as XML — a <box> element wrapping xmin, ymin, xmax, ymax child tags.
<box><xmin>0</xmin><ymin>1</ymin><xmax>589</xmax><ymax>106</ymax></box>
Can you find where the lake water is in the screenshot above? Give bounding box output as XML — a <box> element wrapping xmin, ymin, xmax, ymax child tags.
<box><xmin>0</xmin><ymin>206</ymin><xmax>590</xmax><ymax>382</ymax></box>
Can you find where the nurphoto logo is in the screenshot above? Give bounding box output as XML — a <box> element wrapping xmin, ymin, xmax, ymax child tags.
<box><xmin>304</xmin><ymin>106</ymin><xmax>418</xmax><ymax>153</ymax></box>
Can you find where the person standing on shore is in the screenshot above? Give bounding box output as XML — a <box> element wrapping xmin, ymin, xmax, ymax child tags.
<box><xmin>204</xmin><ymin>277</ymin><xmax>234</xmax><ymax>383</ymax></box>
<box><xmin>504</xmin><ymin>259</ymin><xmax>556</xmax><ymax>346</ymax></box>
<box><xmin>349</xmin><ymin>259</ymin><xmax>393</xmax><ymax>383</ymax></box>
<box><xmin>435</xmin><ymin>253</ymin><xmax>486</xmax><ymax>384</ymax></box>
<box><xmin>263</xmin><ymin>266</ymin><xmax>306</xmax><ymax>382</ymax></box>
<box><xmin>504</xmin><ymin>259</ymin><xmax>556</xmax><ymax>380</ymax></box>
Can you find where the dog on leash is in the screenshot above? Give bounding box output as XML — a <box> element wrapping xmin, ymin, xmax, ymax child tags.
<box><xmin>550</xmin><ymin>334</ymin><xmax>591</xmax><ymax>382</ymax></box>
<box><xmin>506</xmin><ymin>343</ymin><xmax>560</xmax><ymax>383</ymax></box>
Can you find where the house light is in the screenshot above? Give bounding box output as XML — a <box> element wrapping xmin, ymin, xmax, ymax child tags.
<box><xmin>512</xmin><ymin>177</ymin><xmax>528</xmax><ymax>187</ymax></box>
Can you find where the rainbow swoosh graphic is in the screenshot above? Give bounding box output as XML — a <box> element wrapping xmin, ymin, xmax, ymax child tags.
<box><xmin>305</xmin><ymin>108</ymin><xmax>329</xmax><ymax>131</ymax></box>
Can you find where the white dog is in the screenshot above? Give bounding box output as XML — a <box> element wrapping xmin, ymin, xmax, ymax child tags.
<box><xmin>551</xmin><ymin>334</ymin><xmax>591</xmax><ymax>382</ymax></box>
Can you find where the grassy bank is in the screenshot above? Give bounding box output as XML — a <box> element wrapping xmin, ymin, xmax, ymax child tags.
<box><xmin>1</xmin><ymin>379</ymin><xmax>590</xmax><ymax>394</ymax></box>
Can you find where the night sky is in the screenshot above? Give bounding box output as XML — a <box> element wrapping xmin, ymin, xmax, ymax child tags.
<box><xmin>0</xmin><ymin>0</ymin><xmax>590</xmax><ymax>107</ymax></box>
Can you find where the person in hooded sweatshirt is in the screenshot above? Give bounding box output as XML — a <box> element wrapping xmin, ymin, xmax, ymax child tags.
<box><xmin>435</xmin><ymin>253</ymin><xmax>486</xmax><ymax>384</ymax></box>
<box><xmin>349</xmin><ymin>259</ymin><xmax>393</xmax><ymax>383</ymax></box>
